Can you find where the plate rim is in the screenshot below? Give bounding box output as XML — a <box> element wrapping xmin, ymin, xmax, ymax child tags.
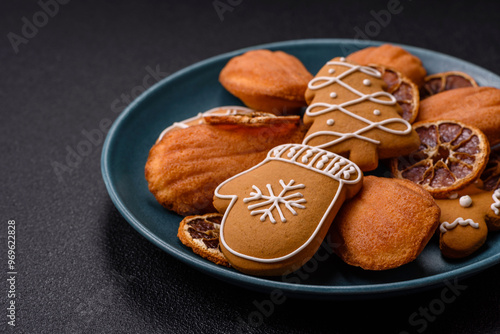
<box><xmin>101</xmin><ymin>38</ymin><xmax>500</xmax><ymax>299</ymax></box>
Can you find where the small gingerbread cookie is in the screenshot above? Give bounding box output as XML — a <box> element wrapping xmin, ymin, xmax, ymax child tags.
<box><xmin>330</xmin><ymin>176</ymin><xmax>440</xmax><ymax>270</ymax></box>
<box><xmin>437</xmin><ymin>144</ymin><xmax>500</xmax><ymax>258</ymax></box>
<box><xmin>213</xmin><ymin>143</ymin><xmax>363</xmax><ymax>276</ymax></box>
<box><xmin>437</xmin><ymin>188</ymin><xmax>493</xmax><ymax>258</ymax></box>
<box><xmin>302</xmin><ymin>57</ymin><xmax>420</xmax><ymax>171</ymax></box>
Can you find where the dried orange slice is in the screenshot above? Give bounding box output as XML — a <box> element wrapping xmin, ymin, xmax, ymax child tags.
<box><xmin>177</xmin><ymin>213</ymin><xmax>230</xmax><ymax>267</ymax></box>
<box><xmin>203</xmin><ymin>110</ymin><xmax>301</xmax><ymax>126</ymax></box>
<box><xmin>480</xmin><ymin>145</ymin><xmax>500</xmax><ymax>191</ymax></box>
<box><xmin>156</xmin><ymin>106</ymin><xmax>254</xmax><ymax>142</ymax></box>
<box><xmin>420</xmin><ymin>71</ymin><xmax>478</xmax><ymax>99</ymax></box>
<box><xmin>369</xmin><ymin>64</ymin><xmax>420</xmax><ymax>123</ymax></box>
<box><xmin>391</xmin><ymin>120</ymin><xmax>490</xmax><ymax>198</ymax></box>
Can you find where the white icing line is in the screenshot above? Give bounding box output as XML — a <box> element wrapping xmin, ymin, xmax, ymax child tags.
<box><xmin>273</xmin><ymin>145</ymin><xmax>290</xmax><ymax>158</ymax></box>
<box><xmin>290</xmin><ymin>145</ymin><xmax>310</xmax><ymax>162</ymax></box>
<box><xmin>440</xmin><ymin>217</ymin><xmax>480</xmax><ymax>233</ymax></box>
<box><xmin>315</xmin><ymin>155</ymin><xmax>329</xmax><ymax>170</ymax></box>
<box><xmin>301</xmin><ymin>148</ymin><xmax>315</xmax><ymax>163</ymax></box>
<box><xmin>492</xmin><ymin>189</ymin><xmax>500</xmax><ymax>216</ymax></box>
<box><xmin>306</xmin><ymin>148</ymin><xmax>323</xmax><ymax>168</ymax></box>
<box><xmin>302</xmin><ymin>60</ymin><xmax>412</xmax><ymax>149</ymax></box>
<box><xmin>323</xmin><ymin>155</ymin><xmax>341</xmax><ymax>173</ymax></box>
<box><xmin>157</xmin><ymin>112</ymin><xmax>202</xmax><ymax>142</ymax></box>
<box><xmin>243</xmin><ymin>180</ymin><xmax>306</xmax><ymax>224</ymax></box>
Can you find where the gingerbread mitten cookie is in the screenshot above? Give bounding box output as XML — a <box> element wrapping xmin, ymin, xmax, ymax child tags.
<box><xmin>302</xmin><ymin>57</ymin><xmax>420</xmax><ymax>171</ymax></box>
<box><xmin>213</xmin><ymin>143</ymin><xmax>363</xmax><ymax>276</ymax></box>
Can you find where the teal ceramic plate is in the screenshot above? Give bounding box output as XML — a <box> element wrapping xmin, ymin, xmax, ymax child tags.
<box><xmin>101</xmin><ymin>39</ymin><xmax>500</xmax><ymax>299</ymax></box>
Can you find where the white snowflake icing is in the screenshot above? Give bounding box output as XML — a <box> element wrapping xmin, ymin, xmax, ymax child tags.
<box><xmin>243</xmin><ymin>180</ymin><xmax>306</xmax><ymax>223</ymax></box>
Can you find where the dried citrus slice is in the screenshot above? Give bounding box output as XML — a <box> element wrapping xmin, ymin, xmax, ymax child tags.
<box><xmin>369</xmin><ymin>64</ymin><xmax>420</xmax><ymax>123</ymax></box>
<box><xmin>156</xmin><ymin>106</ymin><xmax>254</xmax><ymax>142</ymax></box>
<box><xmin>391</xmin><ymin>120</ymin><xmax>490</xmax><ymax>198</ymax></box>
<box><xmin>480</xmin><ymin>145</ymin><xmax>500</xmax><ymax>191</ymax></box>
<box><xmin>177</xmin><ymin>213</ymin><xmax>230</xmax><ymax>267</ymax></box>
<box><xmin>420</xmin><ymin>71</ymin><xmax>478</xmax><ymax>99</ymax></box>
<box><xmin>203</xmin><ymin>110</ymin><xmax>301</xmax><ymax>126</ymax></box>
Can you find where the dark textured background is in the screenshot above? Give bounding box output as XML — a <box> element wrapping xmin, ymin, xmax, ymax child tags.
<box><xmin>2</xmin><ymin>0</ymin><xmax>500</xmax><ymax>333</ymax></box>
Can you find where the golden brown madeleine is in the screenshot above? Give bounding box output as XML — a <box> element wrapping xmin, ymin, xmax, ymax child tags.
<box><xmin>347</xmin><ymin>44</ymin><xmax>427</xmax><ymax>87</ymax></box>
<box><xmin>330</xmin><ymin>176</ymin><xmax>440</xmax><ymax>270</ymax></box>
<box><xmin>145</xmin><ymin>116</ymin><xmax>305</xmax><ymax>216</ymax></box>
<box><xmin>219</xmin><ymin>49</ymin><xmax>313</xmax><ymax>115</ymax></box>
<box><xmin>416</xmin><ymin>86</ymin><xmax>500</xmax><ymax>146</ymax></box>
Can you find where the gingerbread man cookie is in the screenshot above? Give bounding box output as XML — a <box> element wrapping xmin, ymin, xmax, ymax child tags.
<box><xmin>302</xmin><ymin>57</ymin><xmax>420</xmax><ymax>171</ymax></box>
<box><xmin>437</xmin><ymin>186</ymin><xmax>500</xmax><ymax>258</ymax></box>
<box><xmin>213</xmin><ymin>143</ymin><xmax>363</xmax><ymax>276</ymax></box>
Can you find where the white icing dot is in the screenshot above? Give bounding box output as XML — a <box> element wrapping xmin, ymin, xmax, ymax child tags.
<box><xmin>326</xmin><ymin>119</ymin><xmax>335</xmax><ymax>126</ymax></box>
<box><xmin>459</xmin><ymin>195</ymin><xmax>473</xmax><ymax>208</ymax></box>
<box><xmin>316</xmin><ymin>155</ymin><xmax>330</xmax><ymax>169</ymax></box>
<box><xmin>440</xmin><ymin>217</ymin><xmax>479</xmax><ymax>233</ymax></box>
<box><xmin>339</xmin><ymin>57</ymin><xmax>346</xmax><ymax>62</ymax></box>
<box><xmin>301</xmin><ymin>149</ymin><xmax>314</xmax><ymax>163</ymax></box>
<box><xmin>373</xmin><ymin>109</ymin><xmax>381</xmax><ymax>116</ymax></box>
<box><xmin>330</xmin><ymin>92</ymin><xmax>337</xmax><ymax>98</ymax></box>
<box><xmin>328</xmin><ymin>68</ymin><xmax>335</xmax><ymax>74</ymax></box>
<box><xmin>363</xmin><ymin>79</ymin><xmax>371</xmax><ymax>86</ymax></box>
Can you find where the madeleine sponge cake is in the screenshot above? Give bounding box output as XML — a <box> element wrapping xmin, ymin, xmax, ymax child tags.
<box><xmin>219</xmin><ymin>49</ymin><xmax>313</xmax><ymax>115</ymax></box>
<box><xmin>330</xmin><ymin>176</ymin><xmax>440</xmax><ymax>270</ymax></box>
<box><xmin>145</xmin><ymin>112</ymin><xmax>305</xmax><ymax>216</ymax></box>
